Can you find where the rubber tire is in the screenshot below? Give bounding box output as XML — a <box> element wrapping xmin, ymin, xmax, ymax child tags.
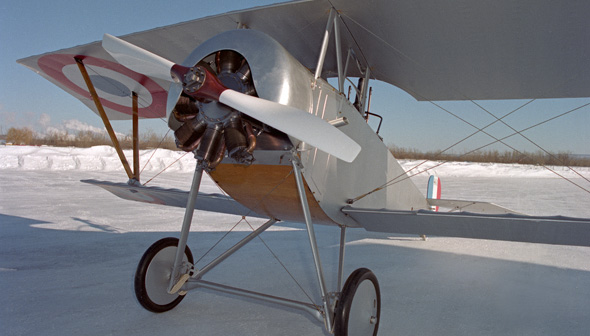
<box><xmin>134</xmin><ymin>237</ymin><xmax>194</xmax><ymax>313</ymax></box>
<box><xmin>334</xmin><ymin>268</ymin><xmax>381</xmax><ymax>336</ymax></box>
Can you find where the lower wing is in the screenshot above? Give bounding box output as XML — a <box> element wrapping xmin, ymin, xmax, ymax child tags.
<box><xmin>84</xmin><ymin>179</ymin><xmax>590</xmax><ymax>247</ymax></box>
<box><xmin>82</xmin><ymin>179</ymin><xmax>264</xmax><ymax>219</ymax></box>
<box><xmin>343</xmin><ymin>206</ymin><xmax>590</xmax><ymax>247</ymax></box>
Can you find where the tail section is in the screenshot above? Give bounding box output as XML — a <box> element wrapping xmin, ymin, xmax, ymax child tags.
<box><xmin>426</xmin><ymin>175</ymin><xmax>441</xmax><ymax>211</ymax></box>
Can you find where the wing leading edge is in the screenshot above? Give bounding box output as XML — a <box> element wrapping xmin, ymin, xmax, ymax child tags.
<box><xmin>343</xmin><ymin>207</ymin><xmax>590</xmax><ymax>247</ymax></box>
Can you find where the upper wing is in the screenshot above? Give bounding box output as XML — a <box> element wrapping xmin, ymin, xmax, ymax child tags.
<box><xmin>332</xmin><ymin>0</ymin><xmax>590</xmax><ymax>101</ymax></box>
<box><xmin>16</xmin><ymin>0</ymin><xmax>333</xmax><ymax>121</ymax></box>
<box><xmin>18</xmin><ymin>0</ymin><xmax>590</xmax><ymax>121</ymax></box>
<box><xmin>343</xmin><ymin>206</ymin><xmax>590</xmax><ymax>247</ymax></box>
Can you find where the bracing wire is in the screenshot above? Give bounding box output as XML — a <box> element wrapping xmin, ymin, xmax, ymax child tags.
<box><xmin>351</xmin><ymin>102</ymin><xmax>590</xmax><ymax>202</ymax></box>
<box><xmin>243</xmin><ymin>217</ymin><xmax>320</xmax><ymax>310</ymax></box>
<box><xmin>340</xmin><ymin>13</ymin><xmax>590</xmax><ymax>202</ymax></box>
<box><xmin>140</xmin><ymin>128</ymin><xmax>172</xmax><ymax>175</ymax></box>
<box><xmin>142</xmin><ymin>151</ymin><xmax>191</xmax><ymax>186</ymax></box>
<box><xmin>191</xmin><ymin>168</ymin><xmax>321</xmax><ymax>309</ymax></box>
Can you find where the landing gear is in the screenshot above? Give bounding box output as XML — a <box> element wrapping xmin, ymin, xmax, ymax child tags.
<box><xmin>132</xmin><ymin>156</ymin><xmax>381</xmax><ymax>335</ymax></box>
<box><xmin>134</xmin><ymin>237</ymin><xmax>194</xmax><ymax>312</ymax></box>
<box><xmin>334</xmin><ymin>268</ymin><xmax>381</xmax><ymax>336</ymax></box>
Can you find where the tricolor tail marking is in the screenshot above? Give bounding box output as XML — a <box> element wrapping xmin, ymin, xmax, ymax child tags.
<box><xmin>427</xmin><ymin>175</ymin><xmax>441</xmax><ymax>212</ymax></box>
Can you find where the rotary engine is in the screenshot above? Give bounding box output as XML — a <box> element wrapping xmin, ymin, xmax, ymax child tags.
<box><xmin>172</xmin><ymin>50</ymin><xmax>258</xmax><ymax>169</ymax></box>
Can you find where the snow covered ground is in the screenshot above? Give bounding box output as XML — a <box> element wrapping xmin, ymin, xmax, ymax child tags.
<box><xmin>1</xmin><ymin>146</ymin><xmax>589</xmax><ymax>335</ymax></box>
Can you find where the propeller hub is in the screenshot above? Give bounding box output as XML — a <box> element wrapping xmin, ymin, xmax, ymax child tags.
<box><xmin>172</xmin><ymin>53</ymin><xmax>257</xmax><ymax>167</ymax></box>
<box><xmin>181</xmin><ymin>66</ymin><xmax>206</xmax><ymax>92</ymax></box>
<box><xmin>178</xmin><ymin>65</ymin><xmax>226</xmax><ymax>103</ymax></box>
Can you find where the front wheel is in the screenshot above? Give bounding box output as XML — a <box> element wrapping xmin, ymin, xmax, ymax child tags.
<box><xmin>134</xmin><ymin>237</ymin><xmax>194</xmax><ymax>313</ymax></box>
<box><xmin>334</xmin><ymin>268</ymin><xmax>381</xmax><ymax>336</ymax></box>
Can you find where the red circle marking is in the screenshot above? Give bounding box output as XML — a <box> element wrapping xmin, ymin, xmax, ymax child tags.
<box><xmin>38</xmin><ymin>54</ymin><xmax>167</xmax><ymax>118</ymax></box>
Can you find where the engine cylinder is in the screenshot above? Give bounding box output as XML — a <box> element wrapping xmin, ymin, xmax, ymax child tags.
<box><xmin>216</xmin><ymin>50</ymin><xmax>243</xmax><ymax>74</ymax></box>
<box><xmin>224</xmin><ymin>118</ymin><xmax>248</xmax><ymax>158</ymax></box>
<box><xmin>174</xmin><ymin>118</ymin><xmax>206</xmax><ymax>150</ymax></box>
<box><xmin>172</xmin><ymin>95</ymin><xmax>199</xmax><ymax>121</ymax></box>
<box><xmin>196</xmin><ymin>125</ymin><xmax>223</xmax><ymax>163</ymax></box>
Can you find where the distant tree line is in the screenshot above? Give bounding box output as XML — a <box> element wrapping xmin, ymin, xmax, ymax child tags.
<box><xmin>3</xmin><ymin>127</ymin><xmax>589</xmax><ymax>167</ymax></box>
<box><xmin>389</xmin><ymin>145</ymin><xmax>590</xmax><ymax>167</ymax></box>
<box><xmin>4</xmin><ymin>127</ymin><xmax>177</xmax><ymax>150</ymax></box>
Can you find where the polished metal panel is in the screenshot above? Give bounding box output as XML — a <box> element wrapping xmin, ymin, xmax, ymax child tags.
<box><xmin>168</xmin><ymin>29</ymin><xmax>314</xmax><ymax>121</ymax></box>
<box><xmin>298</xmin><ymin>75</ymin><xmax>429</xmax><ymax>227</ymax></box>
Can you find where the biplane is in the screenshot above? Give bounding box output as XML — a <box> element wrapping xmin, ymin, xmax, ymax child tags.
<box><xmin>17</xmin><ymin>0</ymin><xmax>590</xmax><ymax>335</ymax></box>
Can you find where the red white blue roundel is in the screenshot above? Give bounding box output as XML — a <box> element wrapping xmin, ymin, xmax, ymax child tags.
<box><xmin>38</xmin><ymin>54</ymin><xmax>167</xmax><ymax>118</ymax></box>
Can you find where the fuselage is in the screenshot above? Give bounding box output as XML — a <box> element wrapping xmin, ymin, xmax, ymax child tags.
<box><xmin>167</xmin><ymin>29</ymin><xmax>428</xmax><ymax>226</ymax></box>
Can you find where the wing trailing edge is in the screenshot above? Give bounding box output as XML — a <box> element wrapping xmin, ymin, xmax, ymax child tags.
<box><xmin>343</xmin><ymin>207</ymin><xmax>590</xmax><ymax>247</ymax></box>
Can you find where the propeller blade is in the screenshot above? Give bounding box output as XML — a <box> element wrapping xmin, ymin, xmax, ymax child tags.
<box><xmin>101</xmin><ymin>34</ymin><xmax>361</xmax><ymax>162</ymax></box>
<box><xmin>102</xmin><ymin>34</ymin><xmax>176</xmax><ymax>81</ymax></box>
<box><xmin>219</xmin><ymin>90</ymin><xmax>361</xmax><ymax>163</ymax></box>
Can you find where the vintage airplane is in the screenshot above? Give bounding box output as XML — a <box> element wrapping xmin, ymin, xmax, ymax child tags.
<box><xmin>17</xmin><ymin>0</ymin><xmax>590</xmax><ymax>335</ymax></box>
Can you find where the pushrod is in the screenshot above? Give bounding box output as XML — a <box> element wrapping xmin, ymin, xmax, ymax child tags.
<box><xmin>358</xmin><ymin>67</ymin><xmax>371</xmax><ymax>113</ymax></box>
<box><xmin>75</xmin><ymin>58</ymin><xmax>134</xmax><ymax>180</ymax></box>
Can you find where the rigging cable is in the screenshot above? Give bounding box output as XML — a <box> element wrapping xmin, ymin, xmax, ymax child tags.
<box><xmin>140</xmin><ymin>128</ymin><xmax>172</xmax><ymax>176</ymax></box>
<box><xmin>350</xmin><ymin>100</ymin><xmax>590</xmax><ymax>203</ymax></box>
<box><xmin>192</xmin><ymin>168</ymin><xmax>321</xmax><ymax>310</ymax></box>
<box><xmin>142</xmin><ymin>151</ymin><xmax>191</xmax><ymax>186</ymax></box>
<box><xmin>340</xmin><ymin>13</ymin><xmax>590</xmax><ymax>201</ymax></box>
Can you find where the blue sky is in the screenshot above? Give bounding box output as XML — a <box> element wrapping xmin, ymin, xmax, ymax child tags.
<box><xmin>1</xmin><ymin>0</ymin><xmax>589</xmax><ymax>155</ymax></box>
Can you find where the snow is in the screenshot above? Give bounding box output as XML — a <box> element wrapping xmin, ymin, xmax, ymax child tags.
<box><xmin>3</xmin><ymin>145</ymin><xmax>590</xmax><ymax>178</ymax></box>
<box><xmin>1</xmin><ymin>146</ymin><xmax>589</xmax><ymax>335</ymax></box>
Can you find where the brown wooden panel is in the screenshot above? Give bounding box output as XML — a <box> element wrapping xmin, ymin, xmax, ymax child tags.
<box><xmin>209</xmin><ymin>163</ymin><xmax>335</xmax><ymax>224</ymax></box>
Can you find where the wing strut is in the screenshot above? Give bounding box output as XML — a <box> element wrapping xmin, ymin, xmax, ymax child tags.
<box><xmin>132</xmin><ymin>92</ymin><xmax>140</xmax><ymax>181</ymax></box>
<box><xmin>75</xmin><ymin>58</ymin><xmax>140</xmax><ymax>183</ymax></box>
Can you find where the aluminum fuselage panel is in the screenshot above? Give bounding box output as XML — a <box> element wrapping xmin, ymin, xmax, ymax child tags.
<box><xmin>173</xmin><ymin>30</ymin><xmax>428</xmax><ymax>226</ymax></box>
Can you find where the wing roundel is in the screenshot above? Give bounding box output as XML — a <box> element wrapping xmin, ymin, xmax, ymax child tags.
<box><xmin>37</xmin><ymin>54</ymin><xmax>167</xmax><ymax>119</ymax></box>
